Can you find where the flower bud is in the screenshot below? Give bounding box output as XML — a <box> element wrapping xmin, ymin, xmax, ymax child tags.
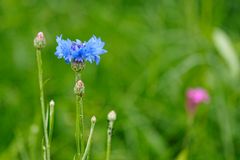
<box><xmin>34</xmin><ymin>32</ymin><xmax>46</xmax><ymax>49</ymax></box>
<box><xmin>74</xmin><ymin>80</ymin><xmax>85</xmax><ymax>96</ymax></box>
<box><xmin>71</xmin><ymin>61</ymin><xmax>85</xmax><ymax>72</ymax></box>
<box><xmin>91</xmin><ymin>116</ymin><xmax>96</xmax><ymax>124</ymax></box>
<box><xmin>107</xmin><ymin>110</ymin><xmax>117</xmax><ymax>121</ymax></box>
<box><xmin>50</xmin><ymin>100</ymin><xmax>55</xmax><ymax>108</ymax></box>
<box><xmin>49</xmin><ymin>99</ymin><xmax>55</xmax><ymax>142</ymax></box>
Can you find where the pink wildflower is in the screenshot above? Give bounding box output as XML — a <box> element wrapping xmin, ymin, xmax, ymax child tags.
<box><xmin>186</xmin><ymin>88</ymin><xmax>209</xmax><ymax>115</ymax></box>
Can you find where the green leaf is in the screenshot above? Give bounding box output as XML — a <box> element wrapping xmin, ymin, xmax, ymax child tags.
<box><xmin>176</xmin><ymin>149</ymin><xmax>188</xmax><ymax>160</ymax></box>
<box><xmin>213</xmin><ymin>28</ymin><xmax>239</xmax><ymax>78</ymax></box>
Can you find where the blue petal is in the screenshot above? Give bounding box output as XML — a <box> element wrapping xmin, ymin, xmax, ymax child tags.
<box><xmin>55</xmin><ymin>35</ymin><xmax>73</xmax><ymax>63</ymax></box>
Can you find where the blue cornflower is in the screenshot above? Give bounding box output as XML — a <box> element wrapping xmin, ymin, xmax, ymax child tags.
<box><xmin>55</xmin><ymin>35</ymin><xmax>107</xmax><ymax>64</ymax></box>
<box><xmin>73</xmin><ymin>36</ymin><xmax>107</xmax><ymax>64</ymax></box>
<box><xmin>55</xmin><ymin>35</ymin><xmax>73</xmax><ymax>63</ymax></box>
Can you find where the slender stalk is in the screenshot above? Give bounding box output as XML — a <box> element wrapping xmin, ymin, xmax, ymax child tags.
<box><xmin>75</xmin><ymin>72</ymin><xmax>85</xmax><ymax>159</ymax></box>
<box><xmin>45</xmin><ymin>105</ymin><xmax>49</xmax><ymax>130</ymax></box>
<box><xmin>75</xmin><ymin>95</ymin><xmax>81</xmax><ymax>159</ymax></box>
<box><xmin>49</xmin><ymin>100</ymin><xmax>55</xmax><ymax>144</ymax></box>
<box><xmin>106</xmin><ymin>121</ymin><xmax>114</xmax><ymax>160</ymax></box>
<box><xmin>82</xmin><ymin>117</ymin><xmax>96</xmax><ymax>160</ymax></box>
<box><xmin>75</xmin><ymin>72</ymin><xmax>81</xmax><ymax>82</ymax></box>
<box><xmin>106</xmin><ymin>111</ymin><xmax>116</xmax><ymax>160</ymax></box>
<box><xmin>80</xmin><ymin>96</ymin><xmax>85</xmax><ymax>155</ymax></box>
<box><xmin>75</xmin><ymin>95</ymin><xmax>85</xmax><ymax>155</ymax></box>
<box><xmin>43</xmin><ymin>145</ymin><xmax>47</xmax><ymax>160</ymax></box>
<box><xmin>36</xmin><ymin>49</ymin><xmax>50</xmax><ymax>160</ymax></box>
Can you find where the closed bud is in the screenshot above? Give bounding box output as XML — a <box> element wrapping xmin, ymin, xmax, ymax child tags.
<box><xmin>50</xmin><ymin>100</ymin><xmax>55</xmax><ymax>108</ymax></box>
<box><xmin>91</xmin><ymin>116</ymin><xmax>96</xmax><ymax>123</ymax></box>
<box><xmin>74</xmin><ymin>80</ymin><xmax>85</xmax><ymax>96</ymax></box>
<box><xmin>107</xmin><ymin>110</ymin><xmax>117</xmax><ymax>121</ymax></box>
<box><xmin>34</xmin><ymin>32</ymin><xmax>46</xmax><ymax>49</ymax></box>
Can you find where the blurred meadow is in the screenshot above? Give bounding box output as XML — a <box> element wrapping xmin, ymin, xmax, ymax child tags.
<box><xmin>1</xmin><ymin>0</ymin><xmax>240</xmax><ymax>159</ymax></box>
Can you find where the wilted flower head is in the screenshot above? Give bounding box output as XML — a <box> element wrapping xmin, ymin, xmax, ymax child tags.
<box><xmin>55</xmin><ymin>35</ymin><xmax>107</xmax><ymax>64</ymax></box>
<box><xmin>186</xmin><ymin>88</ymin><xmax>209</xmax><ymax>114</ymax></box>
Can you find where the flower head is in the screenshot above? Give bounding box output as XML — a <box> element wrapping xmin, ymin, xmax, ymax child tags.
<box><xmin>55</xmin><ymin>35</ymin><xmax>107</xmax><ymax>64</ymax></box>
<box><xmin>108</xmin><ymin>110</ymin><xmax>117</xmax><ymax>122</ymax></box>
<box><xmin>34</xmin><ymin>32</ymin><xmax>46</xmax><ymax>49</ymax></box>
<box><xmin>186</xmin><ymin>88</ymin><xmax>209</xmax><ymax>115</ymax></box>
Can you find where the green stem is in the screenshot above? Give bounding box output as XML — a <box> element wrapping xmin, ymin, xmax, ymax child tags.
<box><xmin>43</xmin><ymin>146</ymin><xmax>47</xmax><ymax>160</ymax></box>
<box><xmin>75</xmin><ymin>72</ymin><xmax>84</xmax><ymax>159</ymax></box>
<box><xmin>75</xmin><ymin>72</ymin><xmax>81</xmax><ymax>82</ymax></box>
<box><xmin>106</xmin><ymin>121</ymin><xmax>114</xmax><ymax>160</ymax></box>
<box><xmin>80</xmin><ymin>96</ymin><xmax>85</xmax><ymax>155</ymax></box>
<box><xmin>49</xmin><ymin>103</ymin><xmax>55</xmax><ymax>144</ymax></box>
<box><xmin>36</xmin><ymin>49</ymin><xmax>50</xmax><ymax>160</ymax></box>
<box><xmin>82</xmin><ymin>120</ymin><xmax>96</xmax><ymax>160</ymax></box>
<box><xmin>75</xmin><ymin>95</ymin><xmax>81</xmax><ymax>159</ymax></box>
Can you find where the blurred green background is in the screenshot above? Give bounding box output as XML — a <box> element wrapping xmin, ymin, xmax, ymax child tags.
<box><xmin>1</xmin><ymin>0</ymin><xmax>240</xmax><ymax>159</ymax></box>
